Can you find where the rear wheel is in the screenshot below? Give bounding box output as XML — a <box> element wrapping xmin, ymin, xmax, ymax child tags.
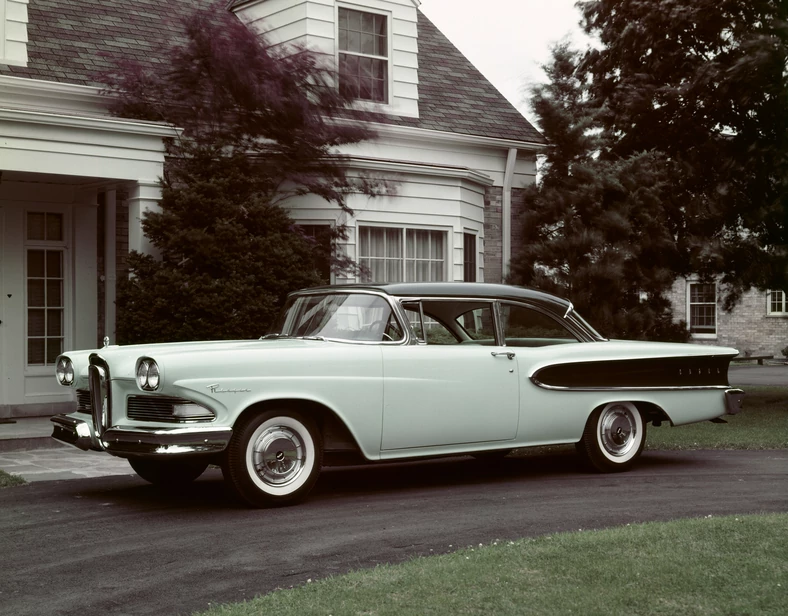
<box><xmin>223</xmin><ymin>409</ymin><xmax>323</xmax><ymax>508</ymax></box>
<box><xmin>577</xmin><ymin>402</ymin><xmax>645</xmax><ymax>472</ymax></box>
<box><xmin>128</xmin><ymin>457</ymin><xmax>209</xmax><ymax>486</ymax></box>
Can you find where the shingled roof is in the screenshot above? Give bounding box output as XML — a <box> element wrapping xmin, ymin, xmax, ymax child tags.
<box><xmin>1</xmin><ymin>0</ymin><xmax>543</xmax><ymax>144</ymax></box>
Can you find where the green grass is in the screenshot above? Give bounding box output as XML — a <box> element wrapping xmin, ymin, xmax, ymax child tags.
<box><xmin>647</xmin><ymin>386</ymin><xmax>788</xmax><ymax>450</ymax></box>
<box><xmin>195</xmin><ymin>514</ymin><xmax>788</xmax><ymax>616</ymax></box>
<box><xmin>0</xmin><ymin>469</ymin><xmax>26</xmax><ymax>488</ymax></box>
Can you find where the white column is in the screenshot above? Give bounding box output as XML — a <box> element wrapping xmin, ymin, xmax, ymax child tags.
<box><xmin>127</xmin><ymin>180</ymin><xmax>162</xmax><ymax>257</ymax></box>
<box><xmin>104</xmin><ymin>188</ymin><xmax>117</xmax><ymax>344</ymax></box>
<box><xmin>72</xmin><ymin>189</ymin><xmax>99</xmax><ymax>350</ymax></box>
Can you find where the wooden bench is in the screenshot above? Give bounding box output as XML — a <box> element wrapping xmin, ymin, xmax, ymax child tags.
<box><xmin>732</xmin><ymin>355</ymin><xmax>774</xmax><ymax>365</ymax></box>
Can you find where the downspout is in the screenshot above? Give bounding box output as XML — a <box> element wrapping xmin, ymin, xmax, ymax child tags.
<box><xmin>502</xmin><ymin>147</ymin><xmax>518</xmax><ymax>281</ymax></box>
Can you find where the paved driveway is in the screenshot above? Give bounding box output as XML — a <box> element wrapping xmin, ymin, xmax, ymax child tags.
<box><xmin>0</xmin><ymin>449</ymin><xmax>785</xmax><ymax>616</ymax></box>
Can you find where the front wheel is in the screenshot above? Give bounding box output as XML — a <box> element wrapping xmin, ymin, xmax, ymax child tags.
<box><xmin>223</xmin><ymin>409</ymin><xmax>323</xmax><ymax>508</ymax></box>
<box><xmin>577</xmin><ymin>402</ymin><xmax>645</xmax><ymax>472</ymax></box>
<box><xmin>128</xmin><ymin>457</ymin><xmax>209</xmax><ymax>486</ymax></box>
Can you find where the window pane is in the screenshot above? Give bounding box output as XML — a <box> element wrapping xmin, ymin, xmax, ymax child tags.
<box><xmin>28</xmin><ymin>339</ymin><xmax>45</xmax><ymax>365</ymax></box>
<box><xmin>47</xmin><ymin>280</ymin><xmax>63</xmax><ymax>307</ymax></box>
<box><xmin>47</xmin><ymin>339</ymin><xmax>63</xmax><ymax>364</ymax></box>
<box><xmin>385</xmin><ymin>229</ymin><xmax>401</xmax><ymax>257</ymax></box>
<box><xmin>28</xmin><ymin>309</ymin><xmax>45</xmax><ymax>336</ymax></box>
<box><xmin>27</xmin><ymin>213</ymin><xmax>46</xmax><ymax>240</ymax></box>
<box><xmin>47</xmin><ymin>309</ymin><xmax>63</xmax><ymax>336</ymax></box>
<box><xmin>28</xmin><ymin>250</ymin><xmax>45</xmax><ymax>277</ymax></box>
<box><xmin>46</xmin><ymin>251</ymin><xmax>62</xmax><ymax>277</ymax></box>
<box><xmin>348</xmin><ymin>30</ymin><xmax>360</xmax><ymax>53</ymax></box>
<box><xmin>28</xmin><ymin>280</ymin><xmax>45</xmax><ymax>307</ymax></box>
<box><xmin>46</xmin><ymin>213</ymin><xmax>63</xmax><ymax>241</ymax></box>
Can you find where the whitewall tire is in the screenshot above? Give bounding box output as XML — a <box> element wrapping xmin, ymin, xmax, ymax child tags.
<box><xmin>224</xmin><ymin>409</ymin><xmax>323</xmax><ymax>507</ymax></box>
<box><xmin>577</xmin><ymin>402</ymin><xmax>645</xmax><ymax>472</ymax></box>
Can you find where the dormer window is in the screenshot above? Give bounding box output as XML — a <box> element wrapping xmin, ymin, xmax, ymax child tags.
<box><xmin>338</xmin><ymin>7</ymin><xmax>388</xmax><ymax>103</ymax></box>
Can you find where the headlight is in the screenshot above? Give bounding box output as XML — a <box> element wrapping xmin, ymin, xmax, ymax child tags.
<box><xmin>56</xmin><ymin>357</ymin><xmax>75</xmax><ymax>386</ymax></box>
<box><xmin>136</xmin><ymin>358</ymin><xmax>160</xmax><ymax>391</ymax></box>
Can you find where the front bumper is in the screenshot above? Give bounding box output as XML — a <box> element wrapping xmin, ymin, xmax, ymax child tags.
<box><xmin>51</xmin><ymin>414</ymin><xmax>232</xmax><ymax>457</ymax></box>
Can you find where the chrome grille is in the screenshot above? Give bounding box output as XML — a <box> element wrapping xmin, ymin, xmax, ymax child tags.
<box><xmin>127</xmin><ymin>396</ymin><xmax>215</xmax><ymax>423</ymax></box>
<box><xmin>76</xmin><ymin>389</ymin><xmax>92</xmax><ymax>412</ymax></box>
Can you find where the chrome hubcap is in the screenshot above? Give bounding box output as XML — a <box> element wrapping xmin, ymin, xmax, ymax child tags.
<box><xmin>599</xmin><ymin>405</ymin><xmax>637</xmax><ymax>457</ymax></box>
<box><xmin>253</xmin><ymin>425</ymin><xmax>306</xmax><ymax>486</ymax></box>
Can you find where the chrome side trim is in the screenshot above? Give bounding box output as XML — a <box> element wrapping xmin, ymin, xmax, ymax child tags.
<box><xmin>530</xmin><ymin>377</ymin><xmax>732</xmax><ymax>392</ymax></box>
<box><xmin>100</xmin><ymin>425</ymin><xmax>232</xmax><ymax>457</ymax></box>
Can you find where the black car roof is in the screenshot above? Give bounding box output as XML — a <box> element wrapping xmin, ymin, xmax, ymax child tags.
<box><xmin>301</xmin><ymin>282</ymin><xmax>573</xmax><ymax>317</ymax></box>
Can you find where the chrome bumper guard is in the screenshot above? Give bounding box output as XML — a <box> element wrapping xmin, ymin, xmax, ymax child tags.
<box><xmin>51</xmin><ymin>414</ymin><xmax>232</xmax><ymax>457</ymax></box>
<box><xmin>724</xmin><ymin>388</ymin><xmax>745</xmax><ymax>415</ymax></box>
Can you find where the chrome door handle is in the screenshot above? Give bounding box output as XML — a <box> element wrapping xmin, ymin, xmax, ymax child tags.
<box><xmin>491</xmin><ymin>351</ymin><xmax>515</xmax><ymax>360</ymax></box>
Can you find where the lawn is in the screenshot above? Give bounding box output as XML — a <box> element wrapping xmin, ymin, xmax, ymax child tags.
<box><xmin>195</xmin><ymin>514</ymin><xmax>788</xmax><ymax>616</ymax></box>
<box><xmin>0</xmin><ymin>469</ymin><xmax>26</xmax><ymax>488</ymax></box>
<box><xmin>647</xmin><ymin>386</ymin><xmax>788</xmax><ymax>450</ymax></box>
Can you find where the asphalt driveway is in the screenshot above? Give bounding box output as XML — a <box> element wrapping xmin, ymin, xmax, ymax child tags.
<box><xmin>1</xmin><ymin>449</ymin><xmax>785</xmax><ymax>616</ymax></box>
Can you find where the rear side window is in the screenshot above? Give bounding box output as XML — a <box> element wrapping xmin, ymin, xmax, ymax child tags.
<box><xmin>500</xmin><ymin>303</ymin><xmax>577</xmax><ymax>347</ymax></box>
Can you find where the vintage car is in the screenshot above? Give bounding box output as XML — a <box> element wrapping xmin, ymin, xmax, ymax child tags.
<box><xmin>51</xmin><ymin>283</ymin><xmax>744</xmax><ymax>507</ymax></box>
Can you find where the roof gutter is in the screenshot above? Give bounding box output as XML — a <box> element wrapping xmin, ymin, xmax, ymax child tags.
<box><xmin>501</xmin><ymin>147</ymin><xmax>518</xmax><ymax>281</ymax></box>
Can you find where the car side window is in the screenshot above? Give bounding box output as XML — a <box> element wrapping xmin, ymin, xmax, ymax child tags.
<box><xmin>500</xmin><ymin>303</ymin><xmax>578</xmax><ymax>347</ymax></box>
<box><xmin>401</xmin><ymin>300</ymin><xmax>496</xmax><ymax>345</ymax></box>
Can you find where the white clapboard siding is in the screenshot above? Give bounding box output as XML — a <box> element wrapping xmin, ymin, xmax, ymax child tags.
<box><xmin>2</xmin><ymin>0</ymin><xmax>29</xmax><ymax>67</ymax></box>
<box><xmin>232</xmin><ymin>0</ymin><xmax>419</xmax><ymax>118</ymax></box>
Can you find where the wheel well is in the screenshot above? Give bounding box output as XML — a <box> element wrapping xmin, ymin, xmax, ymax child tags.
<box><xmin>632</xmin><ymin>401</ymin><xmax>671</xmax><ymax>427</ymax></box>
<box><xmin>236</xmin><ymin>399</ymin><xmax>362</xmax><ymax>454</ymax></box>
<box><xmin>587</xmin><ymin>401</ymin><xmax>671</xmax><ymax>427</ymax></box>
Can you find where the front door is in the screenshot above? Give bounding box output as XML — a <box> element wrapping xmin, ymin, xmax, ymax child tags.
<box><xmin>379</xmin><ymin>344</ymin><xmax>520</xmax><ymax>450</ymax></box>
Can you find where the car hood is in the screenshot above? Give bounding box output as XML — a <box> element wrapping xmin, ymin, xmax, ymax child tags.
<box><xmin>60</xmin><ymin>338</ymin><xmax>333</xmax><ymax>381</ymax></box>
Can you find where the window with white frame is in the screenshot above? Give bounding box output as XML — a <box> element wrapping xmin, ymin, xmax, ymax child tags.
<box><xmin>338</xmin><ymin>7</ymin><xmax>388</xmax><ymax>103</ymax></box>
<box><xmin>26</xmin><ymin>212</ymin><xmax>66</xmax><ymax>366</ymax></box>
<box><xmin>358</xmin><ymin>226</ymin><xmax>446</xmax><ymax>283</ymax></box>
<box><xmin>688</xmin><ymin>282</ymin><xmax>717</xmax><ymax>335</ymax></box>
<box><xmin>767</xmin><ymin>290</ymin><xmax>787</xmax><ymax>315</ymax></box>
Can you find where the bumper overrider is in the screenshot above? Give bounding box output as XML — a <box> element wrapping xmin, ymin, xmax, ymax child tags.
<box><xmin>725</xmin><ymin>388</ymin><xmax>745</xmax><ymax>415</ymax></box>
<box><xmin>50</xmin><ymin>353</ymin><xmax>231</xmax><ymax>457</ymax></box>
<box><xmin>50</xmin><ymin>414</ymin><xmax>232</xmax><ymax>457</ymax></box>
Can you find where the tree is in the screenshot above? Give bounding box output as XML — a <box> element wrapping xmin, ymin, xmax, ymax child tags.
<box><xmin>103</xmin><ymin>2</ymin><xmax>382</xmax><ymax>343</ymax></box>
<box><xmin>580</xmin><ymin>0</ymin><xmax>788</xmax><ymax>305</ymax></box>
<box><xmin>510</xmin><ymin>44</ymin><xmax>689</xmax><ymax>340</ymax></box>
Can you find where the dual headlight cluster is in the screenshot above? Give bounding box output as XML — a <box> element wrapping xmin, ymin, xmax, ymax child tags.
<box><xmin>56</xmin><ymin>357</ymin><xmax>75</xmax><ymax>386</ymax></box>
<box><xmin>136</xmin><ymin>358</ymin><xmax>160</xmax><ymax>391</ymax></box>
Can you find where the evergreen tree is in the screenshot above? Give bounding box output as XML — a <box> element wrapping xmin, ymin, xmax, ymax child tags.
<box><xmin>511</xmin><ymin>44</ymin><xmax>688</xmax><ymax>341</ymax></box>
<box><xmin>580</xmin><ymin>0</ymin><xmax>788</xmax><ymax>305</ymax></box>
<box><xmin>103</xmin><ymin>2</ymin><xmax>381</xmax><ymax>343</ymax></box>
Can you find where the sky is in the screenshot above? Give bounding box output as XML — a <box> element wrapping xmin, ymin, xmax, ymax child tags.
<box><xmin>419</xmin><ymin>0</ymin><xmax>590</xmax><ymax>124</ymax></box>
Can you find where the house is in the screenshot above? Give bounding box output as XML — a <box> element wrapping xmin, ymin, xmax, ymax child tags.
<box><xmin>0</xmin><ymin>0</ymin><xmax>545</xmax><ymax>418</ymax></box>
<box><xmin>668</xmin><ymin>280</ymin><xmax>787</xmax><ymax>360</ymax></box>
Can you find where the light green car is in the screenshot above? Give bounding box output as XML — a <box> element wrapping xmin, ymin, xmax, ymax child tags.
<box><xmin>51</xmin><ymin>283</ymin><xmax>744</xmax><ymax>508</ymax></box>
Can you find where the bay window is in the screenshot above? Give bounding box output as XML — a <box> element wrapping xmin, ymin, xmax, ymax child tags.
<box><xmin>359</xmin><ymin>226</ymin><xmax>446</xmax><ymax>283</ymax></box>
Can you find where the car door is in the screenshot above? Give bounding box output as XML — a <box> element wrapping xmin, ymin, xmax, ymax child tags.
<box><xmin>379</xmin><ymin>301</ymin><xmax>520</xmax><ymax>451</ymax></box>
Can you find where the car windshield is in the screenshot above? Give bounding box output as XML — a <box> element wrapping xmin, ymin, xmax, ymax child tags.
<box><xmin>271</xmin><ymin>293</ymin><xmax>400</xmax><ymax>342</ymax></box>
